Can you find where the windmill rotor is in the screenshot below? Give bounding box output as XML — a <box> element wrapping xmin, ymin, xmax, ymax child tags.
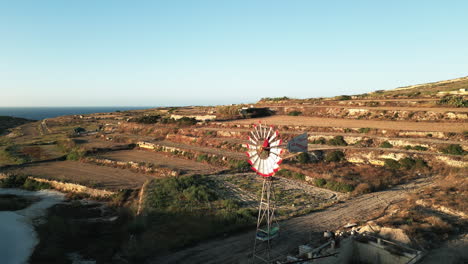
<box><xmin>246</xmin><ymin>123</ymin><xmax>283</xmax><ymax>177</ymax></box>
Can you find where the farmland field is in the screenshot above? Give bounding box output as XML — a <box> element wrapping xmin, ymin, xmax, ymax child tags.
<box><xmin>227</xmin><ymin>115</ymin><xmax>468</xmax><ymax>133</ymax></box>
<box><xmin>100</xmin><ymin>149</ymin><xmax>222</xmax><ymax>175</ymax></box>
<box><xmin>9</xmin><ymin>161</ymin><xmax>154</xmax><ymax>190</ymax></box>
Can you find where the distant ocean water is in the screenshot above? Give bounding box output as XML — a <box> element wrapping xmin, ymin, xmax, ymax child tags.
<box><xmin>0</xmin><ymin>107</ymin><xmax>154</xmax><ymax>120</ymax></box>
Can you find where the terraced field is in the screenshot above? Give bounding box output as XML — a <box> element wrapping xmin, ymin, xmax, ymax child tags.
<box><xmin>9</xmin><ymin>161</ymin><xmax>154</xmax><ymax>190</ymax></box>
<box><xmin>226</xmin><ymin>115</ymin><xmax>468</xmax><ymax>132</ymax></box>
<box><xmin>100</xmin><ymin>150</ymin><xmax>222</xmax><ymax>175</ymax></box>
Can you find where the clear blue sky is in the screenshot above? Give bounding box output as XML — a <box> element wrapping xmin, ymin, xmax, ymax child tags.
<box><xmin>1</xmin><ymin>0</ymin><xmax>467</xmax><ymax>107</ymax></box>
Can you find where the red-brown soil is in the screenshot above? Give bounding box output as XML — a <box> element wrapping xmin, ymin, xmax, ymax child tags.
<box><xmin>227</xmin><ymin>116</ymin><xmax>468</xmax><ymax>133</ymax></box>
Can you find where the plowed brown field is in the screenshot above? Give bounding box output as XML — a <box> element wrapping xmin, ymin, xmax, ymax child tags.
<box><xmin>10</xmin><ymin>161</ymin><xmax>154</xmax><ymax>190</ymax></box>
<box><xmin>227</xmin><ymin>116</ymin><xmax>468</xmax><ymax>133</ymax></box>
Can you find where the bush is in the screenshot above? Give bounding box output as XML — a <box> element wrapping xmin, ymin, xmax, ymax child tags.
<box><xmin>404</xmin><ymin>145</ymin><xmax>428</xmax><ymax>151</ymax></box>
<box><xmin>288</xmin><ymin>111</ymin><xmax>302</xmax><ymax>116</ymax></box>
<box><xmin>276</xmin><ymin>169</ymin><xmax>305</xmax><ymax>181</ymax></box>
<box><xmin>0</xmin><ymin>175</ymin><xmax>51</xmax><ymax>190</ymax></box>
<box><xmin>325</xmin><ymin>180</ymin><xmax>354</xmax><ymax>192</ymax></box>
<box><xmin>437</xmin><ymin>96</ymin><xmax>468</xmax><ymax>107</ymax></box>
<box><xmin>399</xmin><ymin>157</ymin><xmax>416</xmax><ymax>170</ymax></box>
<box><xmin>66</xmin><ymin>148</ymin><xmax>85</xmax><ymax>161</ymax></box>
<box><xmin>354</xmin><ymin>183</ymin><xmax>372</xmax><ymax>194</ymax></box>
<box><xmin>327</xmin><ymin>136</ymin><xmax>348</xmax><ymax>146</ymax></box>
<box><xmin>440</xmin><ymin>144</ymin><xmax>466</xmax><ymax>155</ymax></box>
<box><xmin>358</xmin><ymin>127</ymin><xmax>371</xmax><ymax>133</ymax></box>
<box><xmin>325</xmin><ymin>151</ymin><xmax>345</xmax><ymax>162</ymax></box>
<box><xmin>260</xmin><ymin>96</ymin><xmax>290</xmax><ymax>102</ymax></box>
<box><xmin>296</xmin><ymin>152</ymin><xmax>310</xmax><ymax>164</ymax></box>
<box><xmin>384</xmin><ymin>159</ymin><xmax>400</xmax><ymax>170</ymax></box>
<box><xmin>196</xmin><ymin>154</ymin><xmax>209</xmax><ymax>162</ymax></box>
<box><xmin>160</xmin><ymin>117</ymin><xmax>198</xmax><ymax>126</ymax></box>
<box><xmin>380</xmin><ymin>141</ymin><xmax>393</xmax><ymax>148</ymax></box>
<box><xmin>22</xmin><ymin>178</ymin><xmax>51</xmax><ymax>191</ymax></box>
<box><xmin>131</xmin><ymin>115</ymin><xmax>161</xmax><ymax>124</ymax></box>
<box><xmin>229</xmin><ymin>160</ymin><xmax>251</xmax><ymax>172</ymax></box>
<box><xmin>311</xmin><ymin>137</ymin><xmax>326</xmax><ymax>144</ymax></box>
<box><xmin>217</xmin><ymin>106</ymin><xmax>241</xmax><ymax>119</ymax></box>
<box><xmin>337</xmin><ymin>95</ymin><xmax>352</xmax><ymax>101</ymax></box>
<box><xmin>314</xmin><ymin>178</ymin><xmax>326</xmax><ymax>187</ymax></box>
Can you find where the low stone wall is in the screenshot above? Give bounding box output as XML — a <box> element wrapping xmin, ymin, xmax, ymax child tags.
<box><xmin>30</xmin><ymin>177</ymin><xmax>115</xmax><ymax>197</ymax></box>
<box><xmin>136</xmin><ymin>141</ymin><xmax>233</xmax><ymax>166</ymax></box>
<box><xmin>84</xmin><ymin>157</ymin><xmax>179</xmax><ymax>177</ymax></box>
<box><xmin>344</xmin><ymin>149</ymin><xmax>467</xmax><ymax>168</ymax></box>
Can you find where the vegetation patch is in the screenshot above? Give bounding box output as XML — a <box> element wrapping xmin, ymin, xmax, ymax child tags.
<box><xmin>325</xmin><ymin>150</ymin><xmax>345</xmax><ymax>162</ymax></box>
<box><xmin>379</xmin><ymin>141</ymin><xmax>393</xmax><ymax>148</ymax></box>
<box><xmin>404</xmin><ymin>145</ymin><xmax>428</xmax><ymax>151</ymax></box>
<box><xmin>437</xmin><ymin>95</ymin><xmax>468</xmax><ymax>107</ymax></box>
<box><xmin>440</xmin><ymin>144</ymin><xmax>466</xmax><ymax>155</ymax></box>
<box><xmin>311</xmin><ymin>137</ymin><xmax>327</xmax><ymax>144</ymax></box>
<box><xmin>0</xmin><ymin>174</ymin><xmax>52</xmax><ymax>191</ymax></box>
<box><xmin>288</xmin><ymin>111</ymin><xmax>302</xmax><ymax>116</ymax></box>
<box><xmin>327</xmin><ymin>136</ymin><xmax>348</xmax><ymax>146</ymax></box>
<box><xmin>129</xmin><ymin>175</ymin><xmax>257</xmax><ymax>260</ymax></box>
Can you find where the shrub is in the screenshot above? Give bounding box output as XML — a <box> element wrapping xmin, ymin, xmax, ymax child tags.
<box><xmin>399</xmin><ymin>157</ymin><xmax>416</xmax><ymax>170</ymax></box>
<box><xmin>196</xmin><ymin>154</ymin><xmax>209</xmax><ymax>162</ymax></box>
<box><xmin>337</xmin><ymin>95</ymin><xmax>352</xmax><ymax>101</ymax></box>
<box><xmin>276</xmin><ymin>169</ymin><xmax>305</xmax><ymax>181</ymax></box>
<box><xmin>217</xmin><ymin>106</ymin><xmax>241</xmax><ymax>119</ymax></box>
<box><xmin>229</xmin><ymin>160</ymin><xmax>251</xmax><ymax>172</ymax></box>
<box><xmin>437</xmin><ymin>96</ymin><xmax>468</xmax><ymax>107</ymax></box>
<box><xmin>325</xmin><ymin>151</ymin><xmax>345</xmax><ymax>162</ymax></box>
<box><xmin>160</xmin><ymin>117</ymin><xmax>198</xmax><ymax>126</ymax></box>
<box><xmin>314</xmin><ymin>178</ymin><xmax>326</xmax><ymax>187</ymax></box>
<box><xmin>440</xmin><ymin>144</ymin><xmax>466</xmax><ymax>155</ymax></box>
<box><xmin>0</xmin><ymin>175</ymin><xmax>51</xmax><ymax>190</ymax></box>
<box><xmin>380</xmin><ymin>141</ymin><xmax>393</xmax><ymax>148</ymax></box>
<box><xmin>325</xmin><ymin>181</ymin><xmax>354</xmax><ymax>192</ymax></box>
<box><xmin>404</xmin><ymin>145</ymin><xmax>428</xmax><ymax>151</ymax></box>
<box><xmin>66</xmin><ymin>148</ymin><xmax>85</xmax><ymax>161</ymax></box>
<box><xmin>260</xmin><ymin>96</ymin><xmax>290</xmax><ymax>102</ymax></box>
<box><xmin>384</xmin><ymin>159</ymin><xmax>400</xmax><ymax>170</ymax></box>
<box><xmin>288</xmin><ymin>111</ymin><xmax>302</xmax><ymax>116</ymax></box>
<box><xmin>131</xmin><ymin>115</ymin><xmax>161</xmax><ymax>124</ymax></box>
<box><xmin>354</xmin><ymin>183</ymin><xmax>372</xmax><ymax>194</ymax></box>
<box><xmin>358</xmin><ymin>127</ymin><xmax>371</xmax><ymax>133</ymax></box>
<box><xmin>327</xmin><ymin>136</ymin><xmax>348</xmax><ymax>146</ymax></box>
<box><xmin>296</xmin><ymin>152</ymin><xmax>310</xmax><ymax>164</ymax></box>
<box><xmin>22</xmin><ymin>178</ymin><xmax>51</xmax><ymax>191</ymax></box>
<box><xmin>311</xmin><ymin>137</ymin><xmax>326</xmax><ymax>144</ymax></box>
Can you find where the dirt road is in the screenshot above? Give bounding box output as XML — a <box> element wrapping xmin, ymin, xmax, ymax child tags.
<box><xmin>153</xmin><ymin>178</ymin><xmax>431</xmax><ymax>264</ymax></box>
<box><xmin>227</xmin><ymin>116</ymin><xmax>468</xmax><ymax>133</ymax></box>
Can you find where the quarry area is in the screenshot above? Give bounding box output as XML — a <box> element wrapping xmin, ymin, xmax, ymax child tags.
<box><xmin>0</xmin><ymin>76</ymin><xmax>467</xmax><ymax>263</ymax></box>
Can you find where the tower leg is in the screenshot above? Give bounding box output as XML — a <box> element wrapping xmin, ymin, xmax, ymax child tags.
<box><xmin>252</xmin><ymin>177</ymin><xmax>278</xmax><ymax>263</ymax></box>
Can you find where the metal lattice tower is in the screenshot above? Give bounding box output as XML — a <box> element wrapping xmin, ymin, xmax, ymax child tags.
<box><xmin>252</xmin><ymin>177</ymin><xmax>279</xmax><ymax>263</ymax></box>
<box><xmin>246</xmin><ymin>123</ymin><xmax>283</xmax><ymax>263</ymax></box>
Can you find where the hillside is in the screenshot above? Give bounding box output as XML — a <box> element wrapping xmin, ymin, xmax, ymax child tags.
<box><xmin>0</xmin><ymin>116</ymin><xmax>35</xmax><ymax>135</ymax></box>
<box><xmin>0</xmin><ymin>76</ymin><xmax>466</xmax><ymax>263</ymax></box>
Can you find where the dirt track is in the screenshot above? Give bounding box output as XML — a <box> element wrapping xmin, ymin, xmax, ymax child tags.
<box><xmin>227</xmin><ymin>116</ymin><xmax>468</xmax><ymax>133</ymax></box>
<box><xmin>153</xmin><ymin>178</ymin><xmax>432</xmax><ymax>264</ymax></box>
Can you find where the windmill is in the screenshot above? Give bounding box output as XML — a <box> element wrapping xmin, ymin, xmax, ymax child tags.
<box><xmin>246</xmin><ymin>123</ymin><xmax>283</xmax><ymax>263</ymax></box>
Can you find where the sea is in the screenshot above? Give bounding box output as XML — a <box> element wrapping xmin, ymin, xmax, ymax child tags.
<box><xmin>0</xmin><ymin>107</ymin><xmax>154</xmax><ymax>120</ymax></box>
